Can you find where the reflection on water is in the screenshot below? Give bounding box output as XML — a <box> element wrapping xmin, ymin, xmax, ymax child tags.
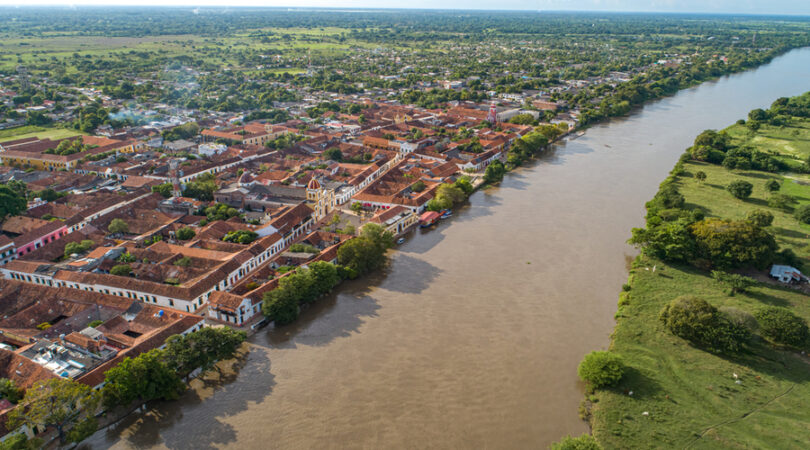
<box><xmin>86</xmin><ymin>48</ymin><xmax>810</xmax><ymax>450</ymax></box>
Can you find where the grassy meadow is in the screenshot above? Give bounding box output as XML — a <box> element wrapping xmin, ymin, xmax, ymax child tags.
<box><xmin>0</xmin><ymin>125</ymin><xmax>84</xmax><ymax>143</ymax></box>
<box><xmin>590</xmin><ymin>116</ymin><xmax>810</xmax><ymax>448</ymax></box>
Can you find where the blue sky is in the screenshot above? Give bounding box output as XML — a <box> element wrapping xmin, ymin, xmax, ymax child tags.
<box><xmin>2</xmin><ymin>0</ymin><xmax>810</xmax><ymax>15</ymax></box>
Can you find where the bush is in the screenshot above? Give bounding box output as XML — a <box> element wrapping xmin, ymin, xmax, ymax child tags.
<box><xmin>176</xmin><ymin>227</ymin><xmax>196</xmax><ymax>241</ymax></box>
<box><xmin>765</xmin><ymin>179</ymin><xmax>781</xmax><ymax>192</ymax></box>
<box><xmin>755</xmin><ymin>306</ymin><xmax>809</xmax><ymax>347</ymax></box>
<box><xmin>110</xmin><ymin>264</ymin><xmax>132</xmax><ymax>277</ymax></box>
<box><xmin>108</xmin><ymin>218</ymin><xmax>129</xmax><ymax>234</ymax></box>
<box><xmin>768</xmin><ymin>193</ymin><xmax>796</xmax><ymax>211</ymax></box>
<box><xmin>173</xmin><ymin>256</ymin><xmax>192</xmax><ymax>267</ymax></box>
<box><xmin>795</xmin><ymin>204</ymin><xmax>810</xmax><ymax>224</ymax></box>
<box><xmin>719</xmin><ymin>307</ymin><xmax>759</xmax><ymax>334</ymax></box>
<box><xmin>690</xmin><ymin>218</ymin><xmax>777</xmax><ymax>269</ymax></box>
<box><xmin>711</xmin><ymin>270</ymin><xmax>756</xmax><ymax>295</ymax></box>
<box><xmin>289</xmin><ymin>243</ymin><xmax>320</xmax><ymax>254</ymax></box>
<box><xmin>222</xmin><ymin>230</ymin><xmax>258</xmax><ymax>244</ymax></box>
<box><xmin>577</xmin><ymin>351</ymin><xmax>624</xmax><ymax>388</ymax></box>
<box><xmin>726</xmin><ymin>180</ymin><xmax>753</xmax><ymax>199</ymax></box>
<box><xmin>745</xmin><ymin>209</ymin><xmax>774</xmax><ymax>227</ymax></box>
<box><xmin>659</xmin><ymin>296</ymin><xmax>750</xmax><ymax>353</ymax></box>
<box><xmin>551</xmin><ymin>434</ymin><xmax>602</xmax><ymax>450</ymax></box>
<box><xmin>63</xmin><ymin>239</ymin><xmax>94</xmax><ymax>258</ymax></box>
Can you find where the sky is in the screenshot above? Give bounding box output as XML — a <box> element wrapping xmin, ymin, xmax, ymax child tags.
<box><xmin>1</xmin><ymin>0</ymin><xmax>809</xmax><ymax>15</ymax></box>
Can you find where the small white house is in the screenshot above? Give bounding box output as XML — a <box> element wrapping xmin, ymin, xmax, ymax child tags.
<box><xmin>770</xmin><ymin>265</ymin><xmax>807</xmax><ymax>284</ymax></box>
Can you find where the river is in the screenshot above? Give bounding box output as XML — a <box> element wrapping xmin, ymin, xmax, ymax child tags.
<box><xmin>85</xmin><ymin>47</ymin><xmax>810</xmax><ymax>450</ymax></box>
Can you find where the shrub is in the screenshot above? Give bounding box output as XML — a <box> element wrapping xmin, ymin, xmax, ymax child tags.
<box><xmin>107</xmin><ymin>218</ymin><xmax>129</xmax><ymax>234</ymax></box>
<box><xmin>551</xmin><ymin>434</ymin><xmax>602</xmax><ymax>450</ymax></box>
<box><xmin>88</xmin><ymin>320</ymin><xmax>104</xmax><ymax>328</ymax></box>
<box><xmin>222</xmin><ymin>230</ymin><xmax>258</xmax><ymax>244</ymax></box>
<box><xmin>176</xmin><ymin>227</ymin><xmax>196</xmax><ymax>241</ymax></box>
<box><xmin>768</xmin><ymin>193</ymin><xmax>796</xmax><ymax>211</ymax></box>
<box><xmin>694</xmin><ymin>171</ymin><xmax>706</xmax><ymax>182</ymax></box>
<box><xmin>411</xmin><ymin>180</ymin><xmax>426</xmax><ymax>192</ymax></box>
<box><xmin>795</xmin><ymin>204</ymin><xmax>810</xmax><ymax>225</ymax></box>
<box><xmin>660</xmin><ymin>296</ymin><xmax>750</xmax><ymax>353</ymax></box>
<box><xmin>289</xmin><ymin>243</ymin><xmax>320</xmax><ymax>254</ymax></box>
<box><xmin>745</xmin><ymin>209</ymin><xmax>774</xmax><ymax>227</ymax></box>
<box><xmin>245</xmin><ymin>282</ymin><xmax>259</xmax><ymax>291</ymax></box>
<box><xmin>726</xmin><ymin>180</ymin><xmax>753</xmax><ymax>199</ymax></box>
<box><xmin>719</xmin><ymin>307</ymin><xmax>759</xmax><ymax>333</ymax></box>
<box><xmin>110</xmin><ymin>264</ymin><xmax>131</xmax><ymax>277</ymax></box>
<box><xmin>765</xmin><ymin>179</ymin><xmax>781</xmax><ymax>192</ymax></box>
<box><xmin>173</xmin><ymin>256</ymin><xmax>192</xmax><ymax>267</ymax></box>
<box><xmin>63</xmin><ymin>239</ymin><xmax>94</xmax><ymax>258</ymax></box>
<box><xmin>711</xmin><ymin>270</ymin><xmax>756</xmax><ymax>295</ymax></box>
<box><xmin>755</xmin><ymin>306</ymin><xmax>809</xmax><ymax>347</ymax></box>
<box><xmin>577</xmin><ymin>351</ymin><xmax>624</xmax><ymax>388</ymax></box>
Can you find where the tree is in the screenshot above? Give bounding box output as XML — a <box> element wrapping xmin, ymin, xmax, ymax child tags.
<box><xmin>63</xmin><ymin>239</ymin><xmax>94</xmax><ymax>258</ymax></box>
<box><xmin>551</xmin><ymin>434</ymin><xmax>602</xmax><ymax>450</ymax></box>
<box><xmin>628</xmin><ymin>218</ymin><xmax>695</xmax><ymax>263</ymax></box>
<box><xmin>694</xmin><ymin>171</ymin><xmax>706</xmax><ymax>182</ymax></box>
<box><xmin>164</xmin><ymin>327</ymin><xmax>247</xmax><ymax>380</ymax></box>
<box><xmin>0</xmin><ymin>378</ymin><xmax>21</xmax><ymax>404</ymax></box>
<box><xmin>151</xmin><ymin>183</ymin><xmax>174</xmax><ymax>198</ymax></box>
<box><xmin>768</xmin><ymin>193</ymin><xmax>796</xmax><ymax>211</ymax></box>
<box><xmin>102</xmin><ymin>348</ymin><xmax>184</xmax><ymax>408</ymax></box>
<box><xmin>755</xmin><ymin>306</ymin><xmax>809</xmax><ymax>347</ymax></box>
<box><xmin>176</xmin><ymin>227</ymin><xmax>196</xmax><ymax>240</ymax></box>
<box><xmin>337</xmin><ymin>224</ymin><xmax>393</xmax><ymax>276</ymax></box>
<box><xmin>324</xmin><ymin>147</ymin><xmax>343</xmax><ymax>161</ymax></box>
<box><xmin>659</xmin><ymin>296</ymin><xmax>750</xmax><ymax>353</ymax></box>
<box><xmin>262</xmin><ymin>287</ymin><xmax>299</xmax><ymax>324</ymax></box>
<box><xmin>795</xmin><ymin>205</ymin><xmax>810</xmax><ymax>225</ymax></box>
<box><xmin>454</xmin><ymin>176</ymin><xmax>474</xmax><ymax>195</ymax></box>
<box><xmin>745</xmin><ymin>209</ymin><xmax>774</xmax><ymax>227</ymax></box>
<box><xmin>711</xmin><ymin>271</ymin><xmax>756</xmax><ymax>295</ymax></box>
<box><xmin>110</xmin><ymin>264</ymin><xmax>132</xmax><ymax>276</ymax></box>
<box><xmin>577</xmin><ymin>351</ymin><xmax>624</xmax><ymax>389</ymax></box>
<box><xmin>411</xmin><ymin>180</ymin><xmax>426</xmax><ymax>192</ymax></box>
<box><xmin>9</xmin><ymin>378</ymin><xmax>99</xmax><ymax>445</ymax></box>
<box><xmin>108</xmin><ymin>218</ymin><xmax>129</xmax><ymax>234</ymax></box>
<box><xmin>223</xmin><ymin>230</ymin><xmax>258</xmax><ymax>244</ymax></box>
<box><xmin>0</xmin><ymin>184</ymin><xmax>27</xmax><ymax>220</ymax></box>
<box><xmin>0</xmin><ymin>433</ymin><xmax>43</xmax><ymax>450</ymax></box>
<box><xmin>765</xmin><ymin>179</ymin><xmax>781</xmax><ymax>193</ymax></box>
<box><xmin>484</xmin><ymin>160</ymin><xmax>506</xmax><ymax>183</ymax></box>
<box><xmin>690</xmin><ymin>218</ymin><xmax>777</xmax><ymax>269</ymax></box>
<box><xmin>726</xmin><ymin>180</ymin><xmax>753</xmax><ymax>200</ymax></box>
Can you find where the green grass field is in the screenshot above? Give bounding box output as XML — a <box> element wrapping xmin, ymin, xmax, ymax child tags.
<box><xmin>590</xmin><ymin>116</ymin><xmax>810</xmax><ymax>448</ymax></box>
<box><xmin>0</xmin><ymin>126</ymin><xmax>84</xmax><ymax>143</ymax></box>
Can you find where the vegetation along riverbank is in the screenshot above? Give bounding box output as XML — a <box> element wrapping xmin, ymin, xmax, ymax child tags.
<box><xmin>562</xmin><ymin>92</ymin><xmax>810</xmax><ymax>449</ymax></box>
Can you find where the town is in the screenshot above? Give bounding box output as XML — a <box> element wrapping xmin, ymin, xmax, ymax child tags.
<box><xmin>2</xmin><ymin>6</ymin><xmax>810</xmax><ymax>450</ymax></box>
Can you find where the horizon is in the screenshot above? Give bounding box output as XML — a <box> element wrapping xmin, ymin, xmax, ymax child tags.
<box><xmin>2</xmin><ymin>1</ymin><xmax>810</xmax><ymax>16</ymax></box>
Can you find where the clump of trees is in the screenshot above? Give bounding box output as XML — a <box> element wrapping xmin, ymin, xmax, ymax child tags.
<box><xmin>183</xmin><ymin>173</ymin><xmax>218</xmax><ymax>201</ymax></box>
<box><xmin>577</xmin><ymin>351</ymin><xmax>625</xmax><ymax>389</ymax></box>
<box><xmin>337</xmin><ymin>223</ymin><xmax>393</xmax><ymax>277</ymax></box>
<box><xmin>223</xmin><ymin>230</ymin><xmax>258</xmax><ymax>244</ymax></box>
<box><xmin>110</xmin><ymin>264</ymin><xmax>132</xmax><ymax>277</ymax></box>
<box><xmin>64</xmin><ymin>239</ymin><xmax>95</xmax><ymax>258</ymax></box>
<box><xmin>755</xmin><ymin>306</ymin><xmax>809</xmax><ymax>347</ymax></box>
<box><xmin>203</xmin><ymin>203</ymin><xmax>240</xmax><ymax>222</ymax></box>
<box><xmin>8</xmin><ymin>378</ymin><xmax>99</xmax><ymax>445</ymax></box>
<box><xmin>108</xmin><ymin>218</ymin><xmax>129</xmax><ymax>235</ymax></box>
<box><xmin>0</xmin><ymin>183</ymin><xmax>28</xmax><ymax>220</ymax></box>
<box><xmin>262</xmin><ymin>261</ymin><xmax>341</xmax><ymax>325</ymax></box>
<box><xmin>659</xmin><ymin>296</ymin><xmax>750</xmax><ymax>353</ymax></box>
<box><xmin>176</xmin><ymin>227</ymin><xmax>196</xmax><ymax>241</ymax></box>
<box><xmin>484</xmin><ymin>160</ymin><xmax>506</xmax><ymax>183</ymax></box>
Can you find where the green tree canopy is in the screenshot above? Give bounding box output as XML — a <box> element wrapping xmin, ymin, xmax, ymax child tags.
<box><xmin>9</xmin><ymin>378</ymin><xmax>99</xmax><ymax>445</ymax></box>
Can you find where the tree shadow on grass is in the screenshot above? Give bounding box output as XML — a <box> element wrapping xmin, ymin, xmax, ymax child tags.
<box><xmin>718</xmin><ymin>340</ymin><xmax>810</xmax><ymax>385</ymax></box>
<box><xmin>745</xmin><ymin>290</ymin><xmax>791</xmax><ymax>307</ymax></box>
<box><xmin>772</xmin><ymin>227</ymin><xmax>810</xmax><ymax>240</ymax></box>
<box><xmin>613</xmin><ymin>365</ymin><xmax>664</xmax><ymax>401</ymax></box>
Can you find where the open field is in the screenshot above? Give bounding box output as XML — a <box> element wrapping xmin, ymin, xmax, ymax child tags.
<box><xmin>0</xmin><ymin>126</ymin><xmax>84</xmax><ymax>143</ymax></box>
<box><xmin>591</xmin><ymin>110</ymin><xmax>810</xmax><ymax>448</ymax></box>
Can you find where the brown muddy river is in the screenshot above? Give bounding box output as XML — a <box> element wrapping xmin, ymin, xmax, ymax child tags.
<box><xmin>86</xmin><ymin>47</ymin><xmax>810</xmax><ymax>449</ymax></box>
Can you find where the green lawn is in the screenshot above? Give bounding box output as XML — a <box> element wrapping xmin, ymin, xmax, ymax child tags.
<box><xmin>0</xmin><ymin>126</ymin><xmax>84</xmax><ymax>143</ymax></box>
<box><xmin>591</xmin><ymin>110</ymin><xmax>810</xmax><ymax>448</ymax></box>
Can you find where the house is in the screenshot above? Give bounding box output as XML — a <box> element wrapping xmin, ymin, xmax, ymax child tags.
<box><xmin>769</xmin><ymin>265</ymin><xmax>808</xmax><ymax>284</ymax></box>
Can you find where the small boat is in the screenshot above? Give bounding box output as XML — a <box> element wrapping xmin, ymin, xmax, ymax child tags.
<box><xmin>397</xmin><ymin>238</ymin><xmax>406</xmax><ymax>245</ymax></box>
<box><xmin>440</xmin><ymin>210</ymin><xmax>452</xmax><ymax>219</ymax></box>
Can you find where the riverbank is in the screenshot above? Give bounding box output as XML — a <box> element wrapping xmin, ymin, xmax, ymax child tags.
<box><xmin>589</xmin><ymin>93</ymin><xmax>810</xmax><ymax>448</ymax></box>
